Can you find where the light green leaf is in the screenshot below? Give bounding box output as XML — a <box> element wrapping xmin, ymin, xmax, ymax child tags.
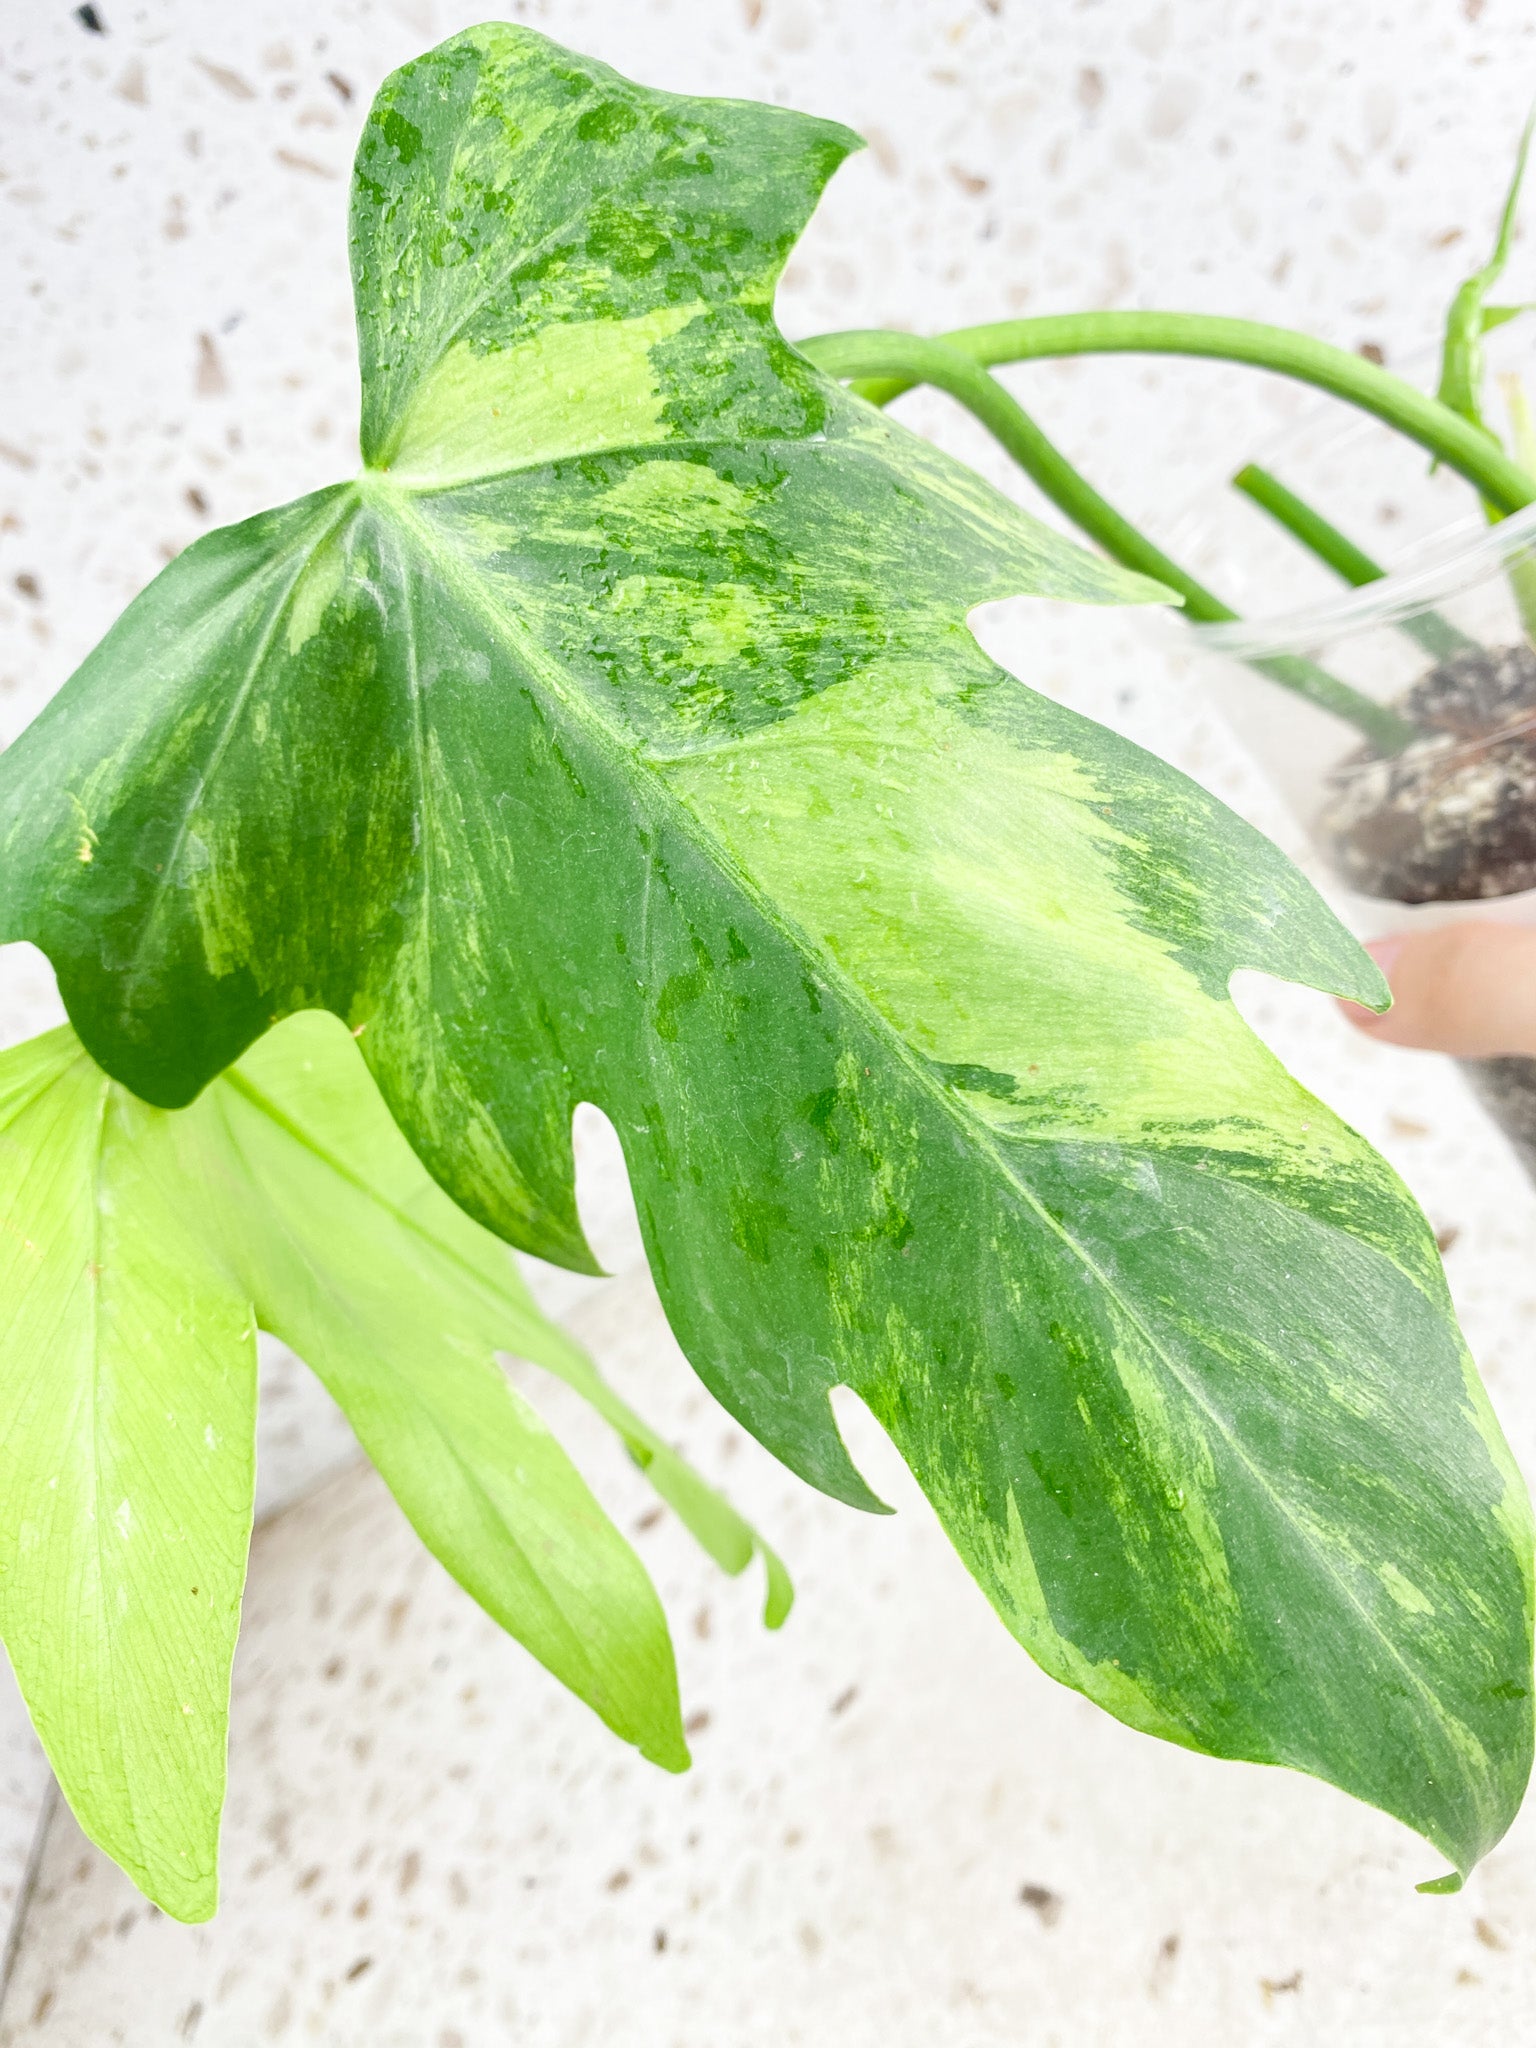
<box><xmin>527</xmin><ymin>1339</ymin><xmax>795</xmax><ymax>1630</ymax></box>
<box><xmin>204</xmin><ymin>1008</ymin><xmax>789</xmax><ymax>1685</ymax></box>
<box><xmin>0</xmin><ymin>1011</ymin><xmax>782</xmax><ymax>1915</ymax></box>
<box><xmin>195</xmin><ymin>1013</ymin><xmax>692</xmax><ymax>1778</ymax></box>
<box><xmin>0</xmin><ymin>23</ymin><xmax>1528</xmax><ymax>1877</ymax></box>
<box><xmin>1480</xmin><ymin>303</ymin><xmax>1534</xmax><ymax>335</ymax></box>
<box><xmin>476</xmin><ymin>1274</ymin><xmax>794</xmax><ymax>1626</ymax></box>
<box><xmin>0</xmin><ymin>1030</ymin><xmax>256</xmax><ymax>1923</ymax></box>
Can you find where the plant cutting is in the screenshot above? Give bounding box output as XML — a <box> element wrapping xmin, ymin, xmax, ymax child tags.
<box><xmin>1</xmin><ymin>23</ymin><xmax>1533</xmax><ymax>1923</ymax></box>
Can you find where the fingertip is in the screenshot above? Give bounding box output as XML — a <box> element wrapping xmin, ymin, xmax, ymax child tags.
<box><xmin>1338</xmin><ymin>921</ymin><xmax>1536</xmax><ymax>1057</ymax></box>
<box><xmin>1362</xmin><ymin>935</ymin><xmax>1406</xmax><ymax>982</ymax></box>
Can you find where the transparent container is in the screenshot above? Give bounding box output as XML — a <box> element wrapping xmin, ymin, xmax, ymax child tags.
<box><xmin>1163</xmin><ymin>351</ymin><xmax>1536</xmax><ymax>1179</ymax></box>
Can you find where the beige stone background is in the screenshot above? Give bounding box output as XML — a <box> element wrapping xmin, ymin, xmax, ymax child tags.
<box><xmin>5</xmin><ymin>0</ymin><xmax>1536</xmax><ymax>2041</ymax></box>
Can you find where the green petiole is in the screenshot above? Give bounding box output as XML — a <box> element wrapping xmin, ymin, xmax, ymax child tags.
<box><xmin>1232</xmin><ymin>464</ymin><xmax>1480</xmax><ymax>663</ymax></box>
<box><xmin>811</xmin><ymin>312</ymin><xmax>1536</xmax><ymax>516</ymax></box>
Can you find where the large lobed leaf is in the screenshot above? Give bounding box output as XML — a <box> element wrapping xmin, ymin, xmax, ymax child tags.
<box><xmin>0</xmin><ymin>23</ymin><xmax>1529</xmax><ymax>1876</ymax></box>
<box><xmin>0</xmin><ymin>1011</ymin><xmax>783</xmax><ymax>1918</ymax></box>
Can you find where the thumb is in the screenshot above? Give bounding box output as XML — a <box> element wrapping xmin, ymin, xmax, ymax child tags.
<box><xmin>1339</xmin><ymin>923</ymin><xmax>1536</xmax><ymax>1057</ymax></box>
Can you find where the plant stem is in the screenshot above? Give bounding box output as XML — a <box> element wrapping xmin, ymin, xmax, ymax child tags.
<box><xmin>803</xmin><ymin>313</ymin><xmax>1536</xmax><ymax>516</ymax></box>
<box><xmin>1231</xmin><ymin>464</ymin><xmax>1480</xmax><ymax>663</ymax></box>
<box><xmin>805</xmin><ymin>330</ymin><xmax>1418</xmax><ymax>753</ymax></box>
<box><xmin>1232</xmin><ymin>464</ymin><xmax>1398</xmax><ymax>588</ymax></box>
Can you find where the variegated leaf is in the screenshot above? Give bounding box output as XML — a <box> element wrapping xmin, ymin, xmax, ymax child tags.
<box><xmin>0</xmin><ymin>23</ymin><xmax>1527</xmax><ymax>1877</ymax></box>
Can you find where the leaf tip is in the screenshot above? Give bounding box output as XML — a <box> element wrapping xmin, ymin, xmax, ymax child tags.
<box><xmin>1415</xmin><ymin>1869</ymin><xmax>1464</xmax><ymax>1896</ymax></box>
<box><xmin>1342</xmin><ymin>947</ymin><xmax>1393</xmax><ymax>1014</ymax></box>
<box><xmin>645</xmin><ymin>1728</ymin><xmax>692</xmax><ymax>1776</ymax></box>
<box><xmin>761</xmin><ymin>1550</ymin><xmax>795</xmax><ymax>1630</ymax></box>
<box><xmin>133</xmin><ymin>1855</ymin><xmax>220</xmax><ymax>1924</ymax></box>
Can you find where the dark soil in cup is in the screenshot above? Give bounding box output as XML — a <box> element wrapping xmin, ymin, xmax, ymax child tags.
<box><xmin>1317</xmin><ymin>642</ymin><xmax>1536</xmax><ymax>904</ymax></box>
<box><xmin>1315</xmin><ymin>641</ymin><xmax>1536</xmax><ymax>1183</ymax></box>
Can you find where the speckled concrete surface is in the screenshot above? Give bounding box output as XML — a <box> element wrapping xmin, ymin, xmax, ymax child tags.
<box><xmin>6</xmin><ymin>0</ymin><xmax>1536</xmax><ymax>2040</ymax></box>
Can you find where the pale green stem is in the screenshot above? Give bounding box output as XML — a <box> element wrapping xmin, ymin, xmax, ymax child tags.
<box><xmin>802</xmin><ymin>313</ymin><xmax>1536</xmax><ymax>516</ymax></box>
<box><xmin>1231</xmin><ymin>465</ymin><xmax>1479</xmax><ymax>663</ymax></box>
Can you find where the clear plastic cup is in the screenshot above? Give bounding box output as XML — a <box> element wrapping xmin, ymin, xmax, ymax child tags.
<box><xmin>1162</xmin><ymin>354</ymin><xmax>1536</xmax><ymax>1177</ymax></box>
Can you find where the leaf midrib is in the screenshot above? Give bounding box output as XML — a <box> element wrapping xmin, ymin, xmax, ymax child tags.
<box><xmin>81</xmin><ymin>1075</ymin><xmax>157</xmax><ymax>1887</ymax></box>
